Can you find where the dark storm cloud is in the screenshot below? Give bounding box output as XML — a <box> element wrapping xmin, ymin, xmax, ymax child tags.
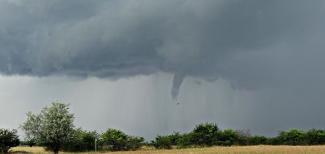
<box><xmin>0</xmin><ymin>0</ymin><xmax>325</xmax><ymax>98</ymax></box>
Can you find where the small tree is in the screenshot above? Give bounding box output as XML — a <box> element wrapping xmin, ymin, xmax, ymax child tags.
<box><xmin>218</xmin><ymin>129</ymin><xmax>238</xmax><ymax>146</ymax></box>
<box><xmin>63</xmin><ymin>128</ymin><xmax>98</xmax><ymax>152</ymax></box>
<box><xmin>21</xmin><ymin>102</ymin><xmax>75</xmax><ymax>153</ymax></box>
<box><xmin>100</xmin><ymin>129</ymin><xmax>143</xmax><ymax>151</ymax></box>
<box><xmin>168</xmin><ymin>132</ymin><xmax>182</xmax><ymax>145</ymax></box>
<box><xmin>125</xmin><ymin>136</ymin><xmax>144</xmax><ymax>150</ymax></box>
<box><xmin>100</xmin><ymin>129</ymin><xmax>129</xmax><ymax>151</ymax></box>
<box><xmin>278</xmin><ymin>129</ymin><xmax>306</xmax><ymax>145</ymax></box>
<box><xmin>0</xmin><ymin>129</ymin><xmax>19</xmax><ymax>153</ymax></box>
<box><xmin>176</xmin><ymin>133</ymin><xmax>193</xmax><ymax>147</ymax></box>
<box><xmin>305</xmin><ymin>129</ymin><xmax>325</xmax><ymax>145</ymax></box>
<box><xmin>151</xmin><ymin>132</ymin><xmax>181</xmax><ymax>149</ymax></box>
<box><xmin>151</xmin><ymin>135</ymin><xmax>172</xmax><ymax>149</ymax></box>
<box><xmin>190</xmin><ymin>123</ymin><xmax>220</xmax><ymax>146</ymax></box>
<box><xmin>21</xmin><ymin>112</ymin><xmax>42</xmax><ymax>146</ymax></box>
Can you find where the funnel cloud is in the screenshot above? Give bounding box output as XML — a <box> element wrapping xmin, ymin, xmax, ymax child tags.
<box><xmin>171</xmin><ymin>73</ymin><xmax>185</xmax><ymax>100</ymax></box>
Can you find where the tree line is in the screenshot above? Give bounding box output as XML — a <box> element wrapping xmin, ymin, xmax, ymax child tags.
<box><xmin>151</xmin><ymin>124</ymin><xmax>325</xmax><ymax>149</ymax></box>
<box><xmin>1</xmin><ymin>102</ymin><xmax>325</xmax><ymax>153</ymax></box>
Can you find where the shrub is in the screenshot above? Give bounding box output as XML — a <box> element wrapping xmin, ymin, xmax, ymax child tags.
<box><xmin>168</xmin><ymin>132</ymin><xmax>182</xmax><ymax>145</ymax></box>
<box><xmin>126</xmin><ymin>136</ymin><xmax>144</xmax><ymax>150</ymax></box>
<box><xmin>151</xmin><ymin>132</ymin><xmax>182</xmax><ymax>148</ymax></box>
<box><xmin>0</xmin><ymin>129</ymin><xmax>19</xmax><ymax>153</ymax></box>
<box><xmin>305</xmin><ymin>129</ymin><xmax>325</xmax><ymax>145</ymax></box>
<box><xmin>100</xmin><ymin>128</ymin><xmax>143</xmax><ymax>151</ymax></box>
<box><xmin>218</xmin><ymin>129</ymin><xmax>238</xmax><ymax>146</ymax></box>
<box><xmin>235</xmin><ymin>129</ymin><xmax>251</xmax><ymax>145</ymax></box>
<box><xmin>100</xmin><ymin>129</ymin><xmax>128</xmax><ymax>151</ymax></box>
<box><xmin>151</xmin><ymin>135</ymin><xmax>172</xmax><ymax>149</ymax></box>
<box><xmin>190</xmin><ymin>123</ymin><xmax>220</xmax><ymax>146</ymax></box>
<box><xmin>176</xmin><ymin>133</ymin><xmax>193</xmax><ymax>147</ymax></box>
<box><xmin>248</xmin><ymin>136</ymin><xmax>268</xmax><ymax>145</ymax></box>
<box><xmin>266</xmin><ymin>137</ymin><xmax>282</xmax><ymax>145</ymax></box>
<box><xmin>63</xmin><ymin>128</ymin><xmax>98</xmax><ymax>152</ymax></box>
<box><xmin>278</xmin><ymin>129</ymin><xmax>306</xmax><ymax>145</ymax></box>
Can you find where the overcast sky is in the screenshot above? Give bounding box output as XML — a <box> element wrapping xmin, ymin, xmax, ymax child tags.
<box><xmin>1</xmin><ymin>0</ymin><xmax>325</xmax><ymax>139</ymax></box>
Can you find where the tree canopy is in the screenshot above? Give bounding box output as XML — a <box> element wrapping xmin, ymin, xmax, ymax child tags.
<box><xmin>21</xmin><ymin>102</ymin><xmax>74</xmax><ymax>153</ymax></box>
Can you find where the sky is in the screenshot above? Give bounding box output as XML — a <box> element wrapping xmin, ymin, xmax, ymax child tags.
<box><xmin>1</xmin><ymin>0</ymin><xmax>325</xmax><ymax>139</ymax></box>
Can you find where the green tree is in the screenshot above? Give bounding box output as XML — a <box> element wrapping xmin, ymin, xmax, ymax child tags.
<box><xmin>218</xmin><ymin>129</ymin><xmax>238</xmax><ymax>146</ymax></box>
<box><xmin>100</xmin><ymin>128</ymin><xmax>143</xmax><ymax>151</ymax></box>
<box><xmin>266</xmin><ymin>137</ymin><xmax>282</xmax><ymax>145</ymax></box>
<box><xmin>278</xmin><ymin>129</ymin><xmax>306</xmax><ymax>145</ymax></box>
<box><xmin>125</xmin><ymin>136</ymin><xmax>144</xmax><ymax>150</ymax></box>
<box><xmin>63</xmin><ymin>128</ymin><xmax>98</xmax><ymax>152</ymax></box>
<box><xmin>20</xmin><ymin>112</ymin><xmax>42</xmax><ymax>145</ymax></box>
<box><xmin>305</xmin><ymin>129</ymin><xmax>325</xmax><ymax>145</ymax></box>
<box><xmin>0</xmin><ymin>129</ymin><xmax>19</xmax><ymax>153</ymax></box>
<box><xmin>151</xmin><ymin>135</ymin><xmax>172</xmax><ymax>149</ymax></box>
<box><xmin>168</xmin><ymin>132</ymin><xmax>181</xmax><ymax>145</ymax></box>
<box><xmin>176</xmin><ymin>133</ymin><xmax>193</xmax><ymax>147</ymax></box>
<box><xmin>21</xmin><ymin>102</ymin><xmax>75</xmax><ymax>153</ymax></box>
<box><xmin>235</xmin><ymin>129</ymin><xmax>251</xmax><ymax>145</ymax></box>
<box><xmin>190</xmin><ymin>123</ymin><xmax>220</xmax><ymax>146</ymax></box>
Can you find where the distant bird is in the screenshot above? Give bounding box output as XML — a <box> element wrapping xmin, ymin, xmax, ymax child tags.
<box><xmin>176</xmin><ymin>102</ymin><xmax>180</xmax><ymax>105</ymax></box>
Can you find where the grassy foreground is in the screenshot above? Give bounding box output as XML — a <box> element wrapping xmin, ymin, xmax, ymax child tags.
<box><xmin>9</xmin><ymin>146</ymin><xmax>325</xmax><ymax>154</ymax></box>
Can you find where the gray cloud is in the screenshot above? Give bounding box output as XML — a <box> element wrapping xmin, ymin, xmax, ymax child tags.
<box><xmin>1</xmin><ymin>0</ymin><xmax>325</xmax><ymax>99</ymax></box>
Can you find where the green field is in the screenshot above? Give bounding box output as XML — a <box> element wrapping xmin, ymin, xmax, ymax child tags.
<box><xmin>10</xmin><ymin>145</ymin><xmax>325</xmax><ymax>154</ymax></box>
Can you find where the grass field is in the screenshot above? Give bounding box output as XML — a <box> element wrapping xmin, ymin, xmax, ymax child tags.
<box><xmin>9</xmin><ymin>145</ymin><xmax>325</xmax><ymax>154</ymax></box>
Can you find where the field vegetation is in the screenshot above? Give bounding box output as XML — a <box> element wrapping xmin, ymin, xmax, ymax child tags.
<box><xmin>1</xmin><ymin>102</ymin><xmax>325</xmax><ymax>153</ymax></box>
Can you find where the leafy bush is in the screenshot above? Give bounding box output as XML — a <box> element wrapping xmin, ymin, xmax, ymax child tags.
<box><xmin>190</xmin><ymin>123</ymin><xmax>220</xmax><ymax>146</ymax></box>
<box><xmin>218</xmin><ymin>129</ymin><xmax>238</xmax><ymax>146</ymax></box>
<box><xmin>100</xmin><ymin>128</ymin><xmax>128</xmax><ymax>151</ymax></box>
<box><xmin>266</xmin><ymin>137</ymin><xmax>282</xmax><ymax>145</ymax></box>
<box><xmin>151</xmin><ymin>132</ymin><xmax>184</xmax><ymax>149</ymax></box>
<box><xmin>235</xmin><ymin>129</ymin><xmax>251</xmax><ymax>145</ymax></box>
<box><xmin>0</xmin><ymin>129</ymin><xmax>19</xmax><ymax>153</ymax></box>
<box><xmin>277</xmin><ymin>129</ymin><xmax>306</xmax><ymax>145</ymax></box>
<box><xmin>168</xmin><ymin>132</ymin><xmax>182</xmax><ymax>145</ymax></box>
<box><xmin>176</xmin><ymin>133</ymin><xmax>193</xmax><ymax>147</ymax></box>
<box><xmin>100</xmin><ymin>128</ymin><xmax>143</xmax><ymax>151</ymax></box>
<box><xmin>248</xmin><ymin>136</ymin><xmax>268</xmax><ymax>145</ymax></box>
<box><xmin>305</xmin><ymin>129</ymin><xmax>325</xmax><ymax>145</ymax></box>
<box><xmin>125</xmin><ymin>136</ymin><xmax>144</xmax><ymax>150</ymax></box>
<box><xmin>151</xmin><ymin>135</ymin><xmax>172</xmax><ymax>149</ymax></box>
<box><xmin>63</xmin><ymin>128</ymin><xmax>98</xmax><ymax>152</ymax></box>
